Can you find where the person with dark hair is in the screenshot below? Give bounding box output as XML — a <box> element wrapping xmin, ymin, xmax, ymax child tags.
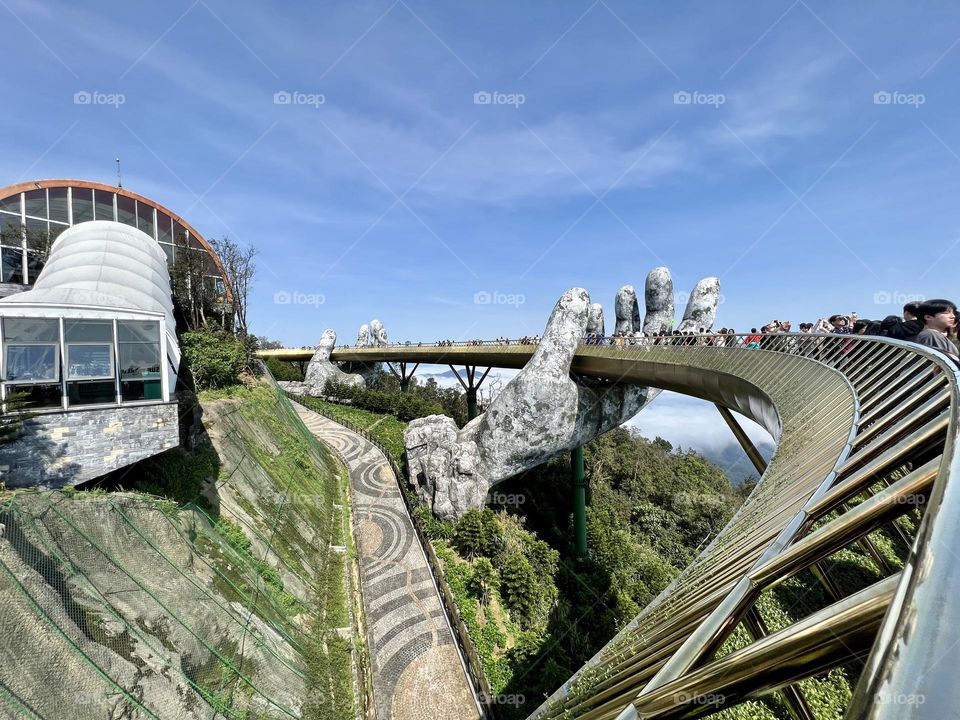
<box><xmin>914</xmin><ymin>299</ymin><xmax>959</xmax><ymax>362</ymax></box>
<box><xmin>829</xmin><ymin>314</ymin><xmax>854</xmax><ymax>334</ymax></box>
<box><xmin>879</xmin><ymin>301</ymin><xmax>923</xmax><ymax>341</ymax></box>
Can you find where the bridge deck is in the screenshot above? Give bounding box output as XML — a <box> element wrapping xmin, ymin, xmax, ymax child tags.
<box><xmin>262</xmin><ymin>335</ymin><xmax>960</xmax><ymax>720</ymax></box>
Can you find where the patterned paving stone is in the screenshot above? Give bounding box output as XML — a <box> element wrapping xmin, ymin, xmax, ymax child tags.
<box><xmin>294</xmin><ymin>405</ymin><xmax>480</xmax><ymax>720</ymax></box>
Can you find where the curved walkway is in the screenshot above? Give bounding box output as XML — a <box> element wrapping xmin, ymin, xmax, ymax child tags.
<box><xmin>294</xmin><ymin>404</ymin><xmax>480</xmax><ymax>720</ymax></box>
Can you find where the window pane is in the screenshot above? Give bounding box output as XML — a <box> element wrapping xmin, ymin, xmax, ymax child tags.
<box><xmin>1</xmin><ymin>247</ymin><xmax>24</xmax><ymax>283</ymax></box>
<box><xmin>26</xmin><ymin>250</ymin><xmax>44</xmax><ymax>284</ymax></box>
<box><xmin>1</xmin><ymin>212</ymin><xmax>21</xmax><ymax>245</ymax></box>
<box><xmin>72</xmin><ymin>187</ymin><xmax>94</xmax><ymax>223</ymax></box>
<box><xmin>172</xmin><ymin>221</ymin><xmax>188</xmax><ymax>247</ymax></box>
<box><xmin>0</xmin><ymin>193</ymin><xmax>20</xmax><ymax>214</ymax></box>
<box><xmin>25</xmin><ymin>218</ymin><xmax>49</xmax><ymax>250</ymax></box>
<box><xmin>118</xmin><ymin>320</ymin><xmax>160</xmax><ymax>342</ymax></box>
<box><xmin>157</xmin><ymin>212</ymin><xmax>172</xmax><ymax>243</ymax></box>
<box><xmin>94</xmin><ymin>189</ymin><xmax>115</xmax><ymax>221</ymax></box>
<box><xmin>122</xmin><ymin>379</ymin><xmax>162</xmax><ymax>402</ymax></box>
<box><xmin>136</xmin><ymin>202</ymin><xmax>155</xmax><ymax>238</ymax></box>
<box><xmin>159</xmin><ymin>242</ymin><xmax>174</xmax><ymax>265</ymax></box>
<box><xmin>3</xmin><ymin>318</ymin><xmax>59</xmax><ymax>343</ymax></box>
<box><xmin>8</xmin><ymin>383</ymin><xmax>62</xmax><ymax>409</ymax></box>
<box><xmin>49</xmin><ymin>223</ymin><xmax>67</xmax><ymax>241</ymax></box>
<box><xmin>68</xmin><ymin>380</ymin><xmax>115</xmax><ymax>406</ymax></box>
<box><xmin>5</xmin><ymin>345</ymin><xmax>57</xmax><ymax>382</ymax></box>
<box><xmin>65</xmin><ymin>319</ymin><xmax>113</xmax><ymax>342</ymax></box>
<box><xmin>24</xmin><ymin>189</ymin><xmax>46</xmax><ymax>218</ymax></box>
<box><xmin>120</xmin><ymin>342</ymin><xmax>161</xmax><ymax>379</ymax></box>
<box><xmin>67</xmin><ymin>344</ymin><xmax>114</xmax><ymax>379</ymax></box>
<box><xmin>48</xmin><ymin>188</ymin><xmax>69</xmax><ymax>223</ymax></box>
<box><xmin>116</xmin><ymin>194</ymin><xmax>136</xmax><ymax>227</ymax></box>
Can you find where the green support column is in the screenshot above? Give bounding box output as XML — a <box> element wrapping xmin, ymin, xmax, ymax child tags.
<box><xmin>466</xmin><ymin>387</ymin><xmax>478</xmax><ymax>420</ymax></box>
<box><xmin>572</xmin><ymin>445</ymin><xmax>587</xmax><ymax>558</ymax></box>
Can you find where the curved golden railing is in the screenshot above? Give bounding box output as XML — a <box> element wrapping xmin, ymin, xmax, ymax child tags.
<box><xmin>259</xmin><ymin>333</ymin><xmax>960</xmax><ymax>719</ymax></box>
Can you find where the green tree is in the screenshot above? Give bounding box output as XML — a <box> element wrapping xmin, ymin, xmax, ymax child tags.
<box><xmin>500</xmin><ymin>552</ymin><xmax>536</xmax><ymax>625</ymax></box>
<box><xmin>454</xmin><ymin>509</ymin><xmax>485</xmax><ymax>560</ymax></box>
<box><xmin>469</xmin><ymin>557</ymin><xmax>497</xmax><ymax>606</ymax></box>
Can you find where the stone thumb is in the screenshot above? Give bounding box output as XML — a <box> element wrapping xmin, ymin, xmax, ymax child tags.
<box><xmin>526</xmin><ymin>288</ymin><xmax>590</xmax><ymax>376</ymax></box>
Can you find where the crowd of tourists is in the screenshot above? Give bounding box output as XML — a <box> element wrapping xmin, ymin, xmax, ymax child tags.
<box><xmin>587</xmin><ymin>300</ymin><xmax>959</xmax><ymax>364</ymax></box>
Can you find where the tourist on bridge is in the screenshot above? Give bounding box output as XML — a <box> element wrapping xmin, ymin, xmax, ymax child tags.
<box><xmin>913</xmin><ymin>299</ymin><xmax>960</xmax><ymax>363</ymax></box>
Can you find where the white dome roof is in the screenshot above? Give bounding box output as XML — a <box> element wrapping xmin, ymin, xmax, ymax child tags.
<box><xmin>2</xmin><ymin>221</ymin><xmax>175</xmax><ymax>327</ymax></box>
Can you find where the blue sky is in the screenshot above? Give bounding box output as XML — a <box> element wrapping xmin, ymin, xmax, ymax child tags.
<box><xmin>4</xmin><ymin>0</ymin><xmax>960</xmax><ymax>347</ymax></box>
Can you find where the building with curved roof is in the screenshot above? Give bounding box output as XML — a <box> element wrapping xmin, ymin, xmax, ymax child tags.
<box><xmin>0</xmin><ymin>179</ymin><xmax>227</xmax><ymax>301</ymax></box>
<box><xmin>0</xmin><ymin>221</ymin><xmax>180</xmax><ymax>487</ymax></box>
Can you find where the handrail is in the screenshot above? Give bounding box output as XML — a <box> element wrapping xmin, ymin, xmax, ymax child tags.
<box><xmin>269</xmin><ymin>333</ymin><xmax>960</xmax><ymax>720</ymax></box>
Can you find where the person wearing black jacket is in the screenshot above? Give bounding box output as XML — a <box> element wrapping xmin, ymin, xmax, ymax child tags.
<box><xmin>878</xmin><ymin>301</ymin><xmax>923</xmax><ymax>341</ymax></box>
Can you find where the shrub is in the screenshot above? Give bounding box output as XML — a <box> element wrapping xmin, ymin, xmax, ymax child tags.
<box><xmin>266</xmin><ymin>357</ymin><xmax>303</xmax><ymax>382</ymax></box>
<box><xmin>181</xmin><ymin>329</ymin><xmax>247</xmax><ymax>389</ymax></box>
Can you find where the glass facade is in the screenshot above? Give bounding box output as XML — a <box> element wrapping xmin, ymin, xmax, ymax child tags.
<box><xmin>0</xmin><ymin>183</ymin><xmax>226</xmax><ymax>296</ymax></box>
<box><xmin>1</xmin><ymin>315</ymin><xmax>166</xmax><ymax>410</ymax></box>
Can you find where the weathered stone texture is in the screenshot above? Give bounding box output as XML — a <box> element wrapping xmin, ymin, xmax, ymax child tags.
<box><xmin>0</xmin><ymin>403</ymin><xmax>179</xmax><ymax>487</ymax></box>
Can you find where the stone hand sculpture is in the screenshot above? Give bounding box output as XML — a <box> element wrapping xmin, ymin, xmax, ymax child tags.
<box><xmin>304</xmin><ymin>329</ymin><xmax>365</xmax><ymax>394</ymax></box>
<box><xmin>405</xmin><ymin>269</ymin><xmax>720</xmax><ymax>520</ymax></box>
<box><xmin>615</xmin><ymin>269</ymin><xmax>720</xmax><ymax>336</ymax></box>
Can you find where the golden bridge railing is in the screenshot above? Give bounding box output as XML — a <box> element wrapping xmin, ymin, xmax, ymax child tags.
<box><xmin>260</xmin><ymin>333</ymin><xmax>960</xmax><ymax>719</ymax></box>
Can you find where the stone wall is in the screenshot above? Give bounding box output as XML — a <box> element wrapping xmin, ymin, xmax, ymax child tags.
<box><xmin>0</xmin><ymin>403</ymin><xmax>179</xmax><ymax>488</ymax></box>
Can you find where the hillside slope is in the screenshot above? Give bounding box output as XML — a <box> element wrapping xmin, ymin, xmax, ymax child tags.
<box><xmin>0</xmin><ymin>379</ymin><xmax>355</xmax><ymax>719</ymax></box>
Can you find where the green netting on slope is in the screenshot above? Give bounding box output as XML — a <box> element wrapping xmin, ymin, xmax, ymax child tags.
<box><xmin>0</xmin><ymin>381</ymin><xmax>355</xmax><ymax>720</ymax></box>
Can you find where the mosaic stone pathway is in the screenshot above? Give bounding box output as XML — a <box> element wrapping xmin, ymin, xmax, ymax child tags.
<box><xmin>294</xmin><ymin>404</ymin><xmax>480</xmax><ymax>720</ymax></box>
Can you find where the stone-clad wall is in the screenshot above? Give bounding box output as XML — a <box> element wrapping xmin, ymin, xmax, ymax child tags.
<box><xmin>0</xmin><ymin>403</ymin><xmax>179</xmax><ymax>488</ymax></box>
